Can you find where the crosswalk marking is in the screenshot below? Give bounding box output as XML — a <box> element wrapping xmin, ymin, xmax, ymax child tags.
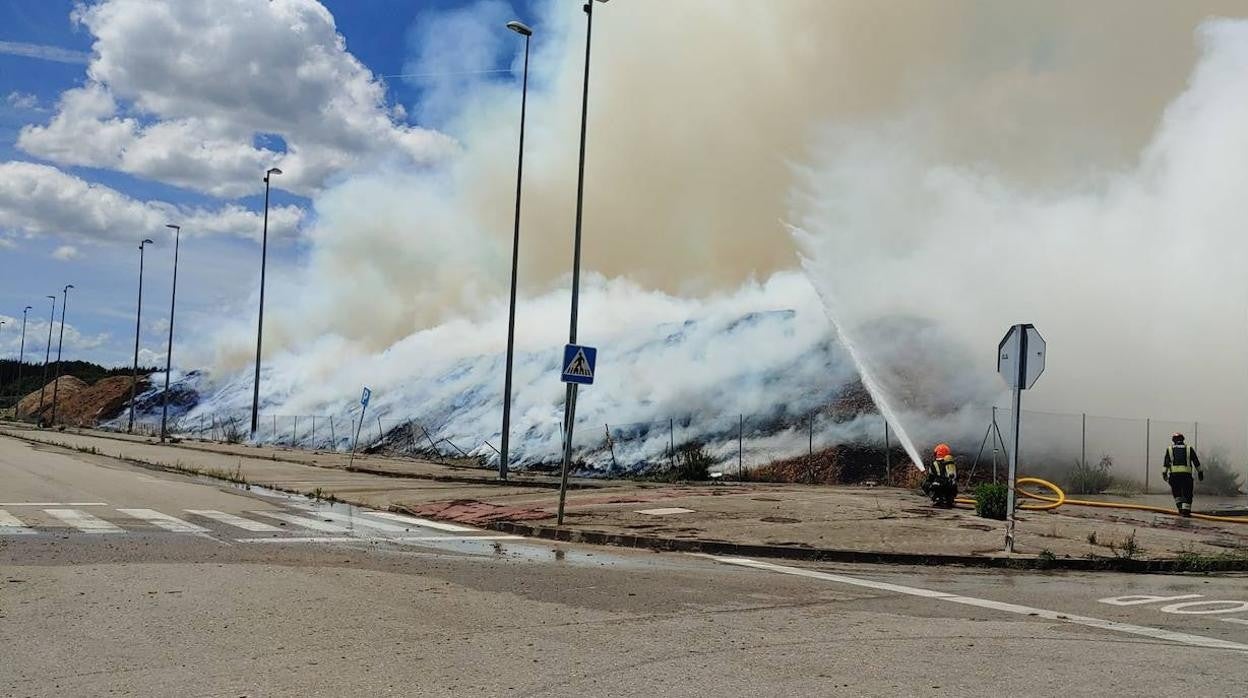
<box><xmin>250</xmin><ymin>510</ymin><xmax>352</xmax><ymax>533</ymax></box>
<box><xmin>44</xmin><ymin>509</ymin><xmax>124</xmax><ymax>533</ymax></box>
<box><xmin>366</xmin><ymin>511</ymin><xmax>477</xmax><ymax>532</ymax></box>
<box><xmin>0</xmin><ymin>509</ymin><xmax>35</xmax><ymax>535</ymax></box>
<box><xmin>185</xmin><ymin>510</ymin><xmax>281</xmax><ymax>532</ymax></box>
<box><xmin>313</xmin><ymin>511</ymin><xmax>416</xmax><ymax>533</ymax></box>
<box><xmin>117</xmin><ymin>509</ymin><xmax>210</xmax><ymax>534</ymax></box>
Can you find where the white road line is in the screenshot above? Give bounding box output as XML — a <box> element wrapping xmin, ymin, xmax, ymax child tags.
<box><xmin>0</xmin><ymin>502</ymin><xmax>108</xmax><ymax>506</ymax></box>
<box><xmin>44</xmin><ymin>509</ymin><xmax>124</xmax><ymax>534</ymax></box>
<box><xmin>185</xmin><ymin>510</ymin><xmax>281</xmax><ymax>533</ymax></box>
<box><xmin>117</xmin><ymin>509</ymin><xmax>210</xmax><ymax>534</ymax></box>
<box><xmin>0</xmin><ymin>509</ymin><xmax>35</xmax><ymax>535</ymax></box>
<box><xmin>313</xmin><ymin>511</ymin><xmax>414</xmax><ymax>533</ymax></box>
<box><xmin>233</xmin><ymin>534</ymin><xmax>525</xmax><ymax>544</ymax></box>
<box><xmin>1221</xmin><ymin>618</ymin><xmax>1248</xmax><ymax>627</ymax></box>
<box><xmin>711</xmin><ymin>556</ymin><xmax>1248</xmax><ymax>653</ymax></box>
<box><xmin>365</xmin><ymin>511</ymin><xmax>477</xmax><ymax>532</ymax></box>
<box><xmin>250</xmin><ymin>510</ymin><xmax>352</xmax><ymax>533</ymax></box>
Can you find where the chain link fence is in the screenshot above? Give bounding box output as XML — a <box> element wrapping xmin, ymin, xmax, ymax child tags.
<box><xmin>108</xmin><ymin>404</ymin><xmax>1247</xmax><ymax>493</ymax></box>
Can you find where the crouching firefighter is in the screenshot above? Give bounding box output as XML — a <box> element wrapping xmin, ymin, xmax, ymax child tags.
<box><xmin>923</xmin><ymin>443</ymin><xmax>958</xmax><ymax>508</ymax></box>
<box><xmin>1163</xmin><ymin>433</ymin><xmax>1203</xmax><ymax>517</ymax></box>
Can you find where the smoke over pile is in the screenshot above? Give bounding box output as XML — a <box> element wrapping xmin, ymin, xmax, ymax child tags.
<box><xmin>181</xmin><ymin>2</ymin><xmax>1248</xmax><ymax>467</ymax></box>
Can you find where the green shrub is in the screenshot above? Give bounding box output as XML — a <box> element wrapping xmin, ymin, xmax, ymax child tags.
<box><xmin>669</xmin><ymin>441</ymin><xmax>712</xmax><ymax>481</ymax></box>
<box><xmin>1067</xmin><ymin>455</ymin><xmax>1114</xmax><ymax>494</ymax></box>
<box><xmin>974</xmin><ymin>482</ymin><xmax>1009</xmax><ymax>520</ymax></box>
<box><xmin>1197</xmin><ymin>451</ymin><xmax>1244</xmax><ymax>496</ymax></box>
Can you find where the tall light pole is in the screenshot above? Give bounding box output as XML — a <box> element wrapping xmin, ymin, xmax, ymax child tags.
<box><xmin>16</xmin><ymin>305</ymin><xmax>32</xmax><ymax>394</ymax></box>
<box><xmin>129</xmin><ymin>239</ymin><xmax>155</xmax><ymax>433</ymax></box>
<box><xmin>499</xmin><ymin>18</ymin><xmax>533</xmax><ymax>481</ymax></box>
<box><xmin>49</xmin><ymin>284</ymin><xmax>73</xmax><ymax>426</ymax></box>
<box><xmin>37</xmin><ymin>295</ymin><xmax>54</xmax><ymax>415</ymax></box>
<box><xmin>160</xmin><ymin>224</ymin><xmax>180</xmax><ymax>443</ymax></box>
<box><xmin>251</xmin><ymin>167</ymin><xmax>282</xmax><ymax>436</ymax></box>
<box><xmin>557</xmin><ymin>0</ymin><xmax>608</xmax><ymax>524</ymax></box>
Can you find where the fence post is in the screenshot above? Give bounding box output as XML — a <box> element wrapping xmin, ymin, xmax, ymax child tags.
<box><xmin>273</xmin><ymin>414</ymin><xmax>277</xmax><ymax>440</ymax></box>
<box><xmin>311</xmin><ymin>416</ymin><xmax>316</xmax><ymax>446</ymax></box>
<box><xmin>293</xmin><ymin>416</ymin><xmax>298</xmax><ymax>447</ymax></box>
<box><xmin>605</xmin><ymin>423</ymin><xmax>617</xmax><ymax>470</ymax></box>
<box><xmin>1145</xmin><ymin>417</ymin><xmax>1151</xmax><ymax>494</ymax></box>
<box><xmin>329</xmin><ymin>416</ymin><xmax>336</xmax><ymax>445</ymax></box>
<box><xmin>808</xmin><ymin>411</ymin><xmax>814</xmax><ymax>456</ymax></box>
<box><xmin>1194</xmin><ymin>421</ymin><xmax>1199</xmax><ymax>451</ymax></box>
<box><xmin>199</xmin><ymin>414</ymin><xmax>204</xmax><ymax>438</ymax></box>
<box><xmin>884</xmin><ymin>418</ymin><xmax>891</xmax><ymax>485</ymax></box>
<box><xmin>738</xmin><ymin>415</ymin><xmax>743</xmax><ymax>480</ymax></box>
<box><xmin>377</xmin><ymin>415</ymin><xmax>383</xmax><ymax>443</ymax></box>
<box><xmin>669</xmin><ymin>417</ymin><xmax>675</xmax><ymax>467</ymax></box>
<box><xmin>991</xmin><ymin>406</ymin><xmax>998</xmax><ymax>484</ymax></box>
<box><xmin>1081</xmin><ymin>412</ymin><xmax>1086</xmax><ymax>469</ymax></box>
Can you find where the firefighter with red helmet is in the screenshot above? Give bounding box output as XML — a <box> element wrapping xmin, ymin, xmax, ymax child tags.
<box><xmin>923</xmin><ymin>443</ymin><xmax>958</xmax><ymax>508</ymax></box>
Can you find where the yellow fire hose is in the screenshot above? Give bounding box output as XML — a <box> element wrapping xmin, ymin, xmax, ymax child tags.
<box><xmin>954</xmin><ymin>476</ymin><xmax>1248</xmax><ymax>524</ymax></box>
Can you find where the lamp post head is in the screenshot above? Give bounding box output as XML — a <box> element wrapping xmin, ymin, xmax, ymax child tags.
<box><xmin>506</xmin><ymin>20</ymin><xmax>532</xmax><ymax>36</ymax></box>
<box><xmin>165</xmin><ymin>224</ymin><xmax>180</xmax><ymax>233</ymax></box>
<box><xmin>47</xmin><ymin>295</ymin><xmax>56</xmax><ymax>301</ymax></box>
<box><xmin>25</xmin><ymin>305</ymin><xmax>32</xmax><ymax>311</ymax></box>
<box><xmin>140</xmin><ymin>238</ymin><xmax>154</xmax><ymax>248</ymax></box>
<box><xmin>63</xmin><ymin>284</ymin><xmax>73</xmax><ymax>293</ymax></box>
<box><xmin>265</xmin><ymin>167</ymin><xmax>283</xmax><ymax>183</ymax></box>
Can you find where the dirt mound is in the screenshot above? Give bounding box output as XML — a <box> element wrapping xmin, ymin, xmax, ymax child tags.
<box><xmin>14</xmin><ymin>375</ymin><xmax>144</xmax><ymax>426</ymax></box>
<box><xmin>15</xmin><ymin>376</ymin><xmax>87</xmax><ymax>421</ymax></box>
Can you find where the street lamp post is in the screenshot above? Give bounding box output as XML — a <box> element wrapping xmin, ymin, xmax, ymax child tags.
<box><xmin>557</xmin><ymin>0</ymin><xmax>608</xmax><ymax>525</ymax></box>
<box><xmin>160</xmin><ymin>224</ymin><xmax>180</xmax><ymax>443</ymax></box>
<box><xmin>251</xmin><ymin>167</ymin><xmax>282</xmax><ymax>436</ymax></box>
<box><xmin>129</xmin><ymin>239</ymin><xmax>154</xmax><ymax>433</ymax></box>
<box><xmin>49</xmin><ymin>284</ymin><xmax>73</xmax><ymax>426</ymax></box>
<box><xmin>498</xmin><ymin>18</ymin><xmax>533</xmax><ymax>481</ymax></box>
<box><xmin>37</xmin><ymin>295</ymin><xmax>54</xmax><ymax>415</ymax></box>
<box><xmin>16</xmin><ymin>305</ymin><xmax>32</xmax><ymax>394</ymax></box>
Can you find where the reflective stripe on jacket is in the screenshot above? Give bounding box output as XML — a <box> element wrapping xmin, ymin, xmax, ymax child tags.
<box><xmin>1164</xmin><ymin>445</ymin><xmax>1200</xmax><ymax>474</ymax></box>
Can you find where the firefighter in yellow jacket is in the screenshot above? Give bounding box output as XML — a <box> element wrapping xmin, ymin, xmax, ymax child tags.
<box><xmin>923</xmin><ymin>443</ymin><xmax>958</xmax><ymax>508</ymax></box>
<box><xmin>1163</xmin><ymin>433</ymin><xmax>1203</xmax><ymax>517</ymax></box>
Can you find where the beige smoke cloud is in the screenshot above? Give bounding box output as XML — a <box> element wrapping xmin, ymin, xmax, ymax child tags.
<box><xmin>209</xmin><ymin>0</ymin><xmax>1246</xmax><ymax>371</ymax></box>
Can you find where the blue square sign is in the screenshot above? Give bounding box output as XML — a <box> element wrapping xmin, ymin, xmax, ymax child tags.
<box><xmin>560</xmin><ymin>344</ymin><xmax>597</xmax><ymax>385</ymax></box>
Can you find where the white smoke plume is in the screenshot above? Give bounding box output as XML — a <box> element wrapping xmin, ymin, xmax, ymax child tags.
<box><xmin>175</xmin><ymin>3</ymin><xmax>1248</xmax><ymax>469</ymax></box>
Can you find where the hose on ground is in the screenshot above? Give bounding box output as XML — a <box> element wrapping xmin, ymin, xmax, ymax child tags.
<box><xmin>953</xmin><ymin>476</ymin><xmax>1248</xmax><ymax>524</ymax></box>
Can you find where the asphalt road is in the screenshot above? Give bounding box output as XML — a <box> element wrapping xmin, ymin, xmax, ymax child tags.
<box><xmin>3</xmin><ymin>435</ymin><xmax>1247</xmax><ymax>697</ymax></box>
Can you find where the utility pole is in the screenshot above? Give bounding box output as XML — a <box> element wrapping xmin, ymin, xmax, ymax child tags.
<box><xmin>160</xmin><ymin>224</ymin><xmax>180</xmax><ymax>442</ymax></box>
<box><xmin>499</xmin><ymin>18</ymin><xmax>533</xmax><ymax>482</ymax></box>
<box><xmin>49</xmin><ymin>285</ymin><xmax>73</xmax><ymax>426</ymax></box>
<box><xmin>556</xmin><ymin>0</ymin><xmax>609</xmax><ymax>526</ymax></box>
<box><xmin>129</xmin><ymin>238</ymin><xmax>154</xmax><ymax>432</ymax></box>
<box><xmin>37</xmin><ymin>295</ymin><xmax>55</xmax><ymax>415</ymax></box>
<box><xmin>251</xmin><ymin>167</ymin><xmax>283</xmax><ymax>436</ymax></box>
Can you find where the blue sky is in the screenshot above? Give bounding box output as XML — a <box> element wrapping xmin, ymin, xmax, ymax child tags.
<box><xmin>0</xmin><ymin>0</ymin><xmax>543</xmax><ymax>368</ymax></box>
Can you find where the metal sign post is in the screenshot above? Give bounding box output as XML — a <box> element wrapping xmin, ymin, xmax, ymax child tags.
<box><xmin>997</xmin><ymin>324</ymin><xmax>1045</xmax><ymax>553</ymax></box>
<box><xmin>557</xmin><ymin>344</ymin><xmax>597</xmax><ymax>524</ymax></box>
<box><xmin>349</xmin><ymin>386</ymin><xmax>371</xmax><ymax>468</ymax></box>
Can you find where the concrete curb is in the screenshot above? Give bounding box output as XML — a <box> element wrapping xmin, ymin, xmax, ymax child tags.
<box><xmin>0</xmin><ymin>425</ymin><xmax>598</xmax><ymax>490</ymax></box>
<box><xmin>486</xmin><ymin>520</ymin><xmax>1248</xmax><ymax>574</ymax></box>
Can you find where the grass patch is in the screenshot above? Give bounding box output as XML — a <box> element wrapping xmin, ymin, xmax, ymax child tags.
<box><xmin>1107</xmin><ymin>530</ymin><xmax>1143</xmax><ymax>560</ymax></box>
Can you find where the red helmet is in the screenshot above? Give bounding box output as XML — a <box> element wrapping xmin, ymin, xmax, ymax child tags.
<box><xmin>933</xmin><ymin>443</ymin><xmax>951</xmax><ymax>459</ymax></box>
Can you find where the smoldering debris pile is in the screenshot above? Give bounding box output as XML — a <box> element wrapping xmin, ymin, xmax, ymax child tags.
<box><xmin>749</xmin><ymin>443</ymin><xmax>919</xmax><ymax>487</ymax></box>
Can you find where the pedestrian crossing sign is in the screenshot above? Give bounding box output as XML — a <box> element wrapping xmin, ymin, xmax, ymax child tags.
<box><xmin>560</xmin><ymin>344</ymin><xmax>597</xmax><ymax>385</ymax></box>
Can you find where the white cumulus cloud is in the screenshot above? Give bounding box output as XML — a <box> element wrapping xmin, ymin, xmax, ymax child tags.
<box><xmin>0</xmin><ymin>161</ymin><xmax>303</xmax><ymax>243</ymax></box>
<box><xmin>17</xmin><ymin>0</ymin><xmax>456</xmax><ymax>198</ymax></box>
<box><xmin>51</xmin><ymin>245</ymin><xmax>81</xmax><ymax>260</ymax></box>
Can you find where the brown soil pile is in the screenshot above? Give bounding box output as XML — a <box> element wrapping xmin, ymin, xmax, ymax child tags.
<box><xmin>15</xmin><ymin>376</ymin><xmax>86</xmax><ymax>421</ymax></box>
<box><xmin>15</xmin><ymin>375</ymin><xmax>143</xmax><ymax>426</ymax></box>
<box><xmin>749</xmin><ymin>443</ymin><xmax>921</xmax><ymax>488</ymax></box>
